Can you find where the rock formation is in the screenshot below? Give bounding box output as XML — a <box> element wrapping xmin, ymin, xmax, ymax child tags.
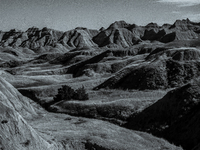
<box><xmin>0</xmin><ymin>18</ymin><xmax>200</xmax><ymax>150</ymax></box>
<box><xmin>0</xmin><ymin>19</ymin><xmax>199</xmax><ymax>51</ymax></box>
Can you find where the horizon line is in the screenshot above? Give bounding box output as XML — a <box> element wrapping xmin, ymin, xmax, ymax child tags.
<box><xmin>0</xmin><ymin>17</ymin><xmax>198</xmax><ymax>32</ymax></box>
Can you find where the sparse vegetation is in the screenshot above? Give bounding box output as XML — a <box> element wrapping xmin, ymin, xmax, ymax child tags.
<box><xmin>53</xmin><ymin>85</ymin><xmax>75</xmax><ymax>102</ymax></box>
<box><xmin>22</xmin><ymin>140</ymin><xmax>30</xmax><ymax>147</ymax></box>
<box><xmin>1</xmin><ymin>120</ymin><xmax>8</xmax><ymax>124</ymax></box>
<box><xmin>73</xmin><ymin>86</ymin><xmax>89</xmax><ymax>101</ymax></box>
<box><xmin>53</xmin><ymin>85</ymin><xmax>89</xmax><ymax>102</ymax></box>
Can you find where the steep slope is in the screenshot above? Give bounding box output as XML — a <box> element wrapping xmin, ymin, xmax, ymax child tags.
<box><xmin>0</xmin><ymin>102</ymin><xmax>61</xmax><ymax>150</ymax></box>
<box><xmin>93</xmin><ymin>21</ymin><xmax>142</xmax><ymax>48</ymax></box>
<box><xmin>170</xmin><ymin>18</ymin><xmax>200</xmax><ymax>32</ymax></box>
<box><xmin>125</xmin><ymin>79</ymin><xmax>200</xmax><ymax>150</ymax></box>
<box><xmin>59</xmin><ymin>28</ymin><xmax>99</xmax><ymax>49</ymax></box>
<box><xmin>0</xmin><ymin>76</ymin><xmax>67</xmax><ymax>149</ymax></box>
<box><xmin>0</xmin><ymin>77</ymin><xmax>39</xmax><ymax>118</ymax></box>
<box><xmin>21</xmin><ymin>27</ymin><xmax>65</xmax><ymax>50</ymax></box>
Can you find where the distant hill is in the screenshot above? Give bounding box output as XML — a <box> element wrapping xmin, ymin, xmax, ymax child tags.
<box><xmin>0</xmin><ymin>18</ymin><xmax>199</xmax><ymax>52</ymax></box>
<box><xmin>94</xmin><ymin>47</ymin><xmax>200</xmax><ymax>90</ymax></box>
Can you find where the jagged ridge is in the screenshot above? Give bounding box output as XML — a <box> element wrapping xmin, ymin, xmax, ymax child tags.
<box><xmin>0</xmin><ymin>19</ymin><xmax>199</xmax><ymax>51</ymax></box>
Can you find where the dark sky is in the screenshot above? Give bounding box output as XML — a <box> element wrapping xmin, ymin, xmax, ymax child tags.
<box><xmin>0</xmin><ymin>0</ymin><xmax>200</xmax><ymax>31</ymax></box>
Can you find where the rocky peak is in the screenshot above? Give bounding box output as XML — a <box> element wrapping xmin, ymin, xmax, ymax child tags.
<box><xmin>26</xmin><ymin>26</ymin><xmax>40</xmax><ymax>33</ymax></box>
<box><xmin>108</xmin><ymin>20</ymin><xmax>130</xmax><ymax>29</ymax></box>
<box><xmin>145</xmin><ymin>22</ymin><xmax>159</xmax><ymax>29</ymax></box>
<box><xmin>129</xmin><ymin>24</ymin><xmax>138</xmax><ymax>28</ymax></box>
<box><xmin>99</xmin><ymin>27</ymin><xmax>105</xmax><ymax>31</ymax></box>
<box><xmin>41</xmin><ymin>27</ymin><xmax>52</xmax><ymax>36</ymax></box>
<box><xmin>42</xmin><ymin>27</ymin><xmax>48</xmax><ymax>31</ymax></box>
<box><xmin>170</xmin><ymin>19</ymin><xmax>194</xmax><ymax>30</ymax></box>
<box><xmin>75</xmin><ymin>27</ymin><xmax>87</xmax><ymax>30</ymax></box>
<box><xmin>174</xmin><ymin>19</ymin><xmax>190</xmax><ymax>25</ymax></box>
<box><xmin>162</xmin><ymin>23</ymin><xmax>171</xmax><ymax>28</ymax></box>
<box><xmin>9</xmin><ymin>29</ymin><xmax>18</xmax><ymax>33</ymax></box>
<box><xmin>186</xmin><ymin>18</ymin><xmax>191</xmax><ymax>23</ymax></box>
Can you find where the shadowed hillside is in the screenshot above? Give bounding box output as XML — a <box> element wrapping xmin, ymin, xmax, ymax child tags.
<box><xmin>125</xmin><ymin>79</ymin><xmax>200</xmax><ymax>150</ymax></box>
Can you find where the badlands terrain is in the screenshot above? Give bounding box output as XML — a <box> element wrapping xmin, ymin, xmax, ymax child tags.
<box><xmin>0</xmin><ymin>18</ymin><xmax>200</xmax><ymax>150</ymax></box>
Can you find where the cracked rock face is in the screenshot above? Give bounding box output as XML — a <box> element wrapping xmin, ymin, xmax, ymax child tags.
<box><xmin>0</xmin><ymin>76</ymin><xmax>64</xmax><ymax>150</ymax></box>
<box><xmin>0</xmin><ymin>77</ymin><xmax>38</xmax><ymax>119</ymax></box>
<box><xmin>0</xmin><ymin>102</ymin><xmax>59</xmax><ymax>150</ymax></box>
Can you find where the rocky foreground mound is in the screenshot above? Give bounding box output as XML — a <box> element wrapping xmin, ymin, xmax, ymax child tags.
<box><xmin>0</xmin><ymin>77</ymin><xmax>62</xmax><ymax>149</ymax></box>
<box><xmin>0</xmin><ymin>103</ymin><xmax>60</xmax><ymax>150</ymax></box>
<box><xmin>0</xmin><ymin>77</ymin><xmax>39</xmax><ymax>118</ymax></box>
